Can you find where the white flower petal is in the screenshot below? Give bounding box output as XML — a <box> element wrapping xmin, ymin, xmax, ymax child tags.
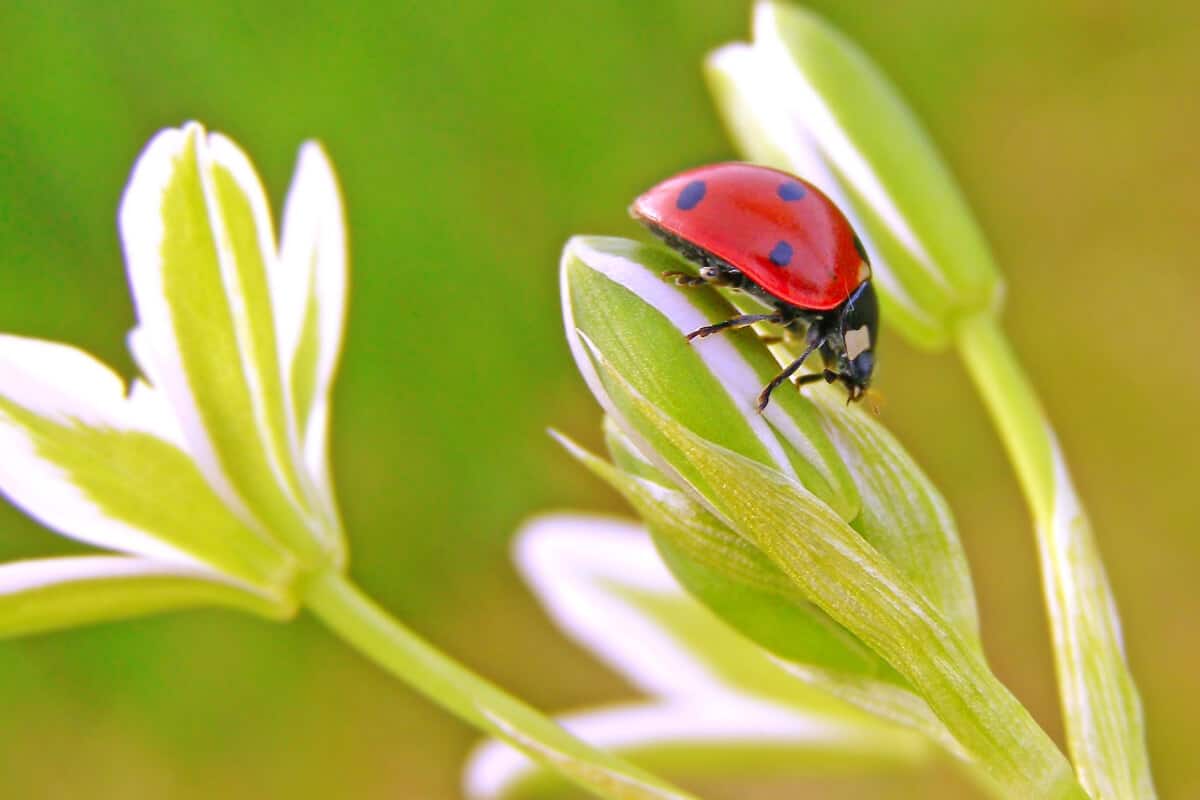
<box><xmin>469</xmin><ymin>515</ymin><xmax>932</xmax><ymax>797</ymax></box>
<box><xmin>0</xmin><ymin>335</ymin><xmax>201</xmax><ymax>562</ymax></box>
<box><xmin>119</xmin><ymin>123</ymin><xmax>329</xmax><ymax>563</ymax></box>
<box><xmin>0</xmin><ymin>554</ymin><xmax>218</xmax><ymax>595</ymax></box>
<box><xmin>203</xmin><ymin>130</ymin><xmax>314</xmax><ymax>520</ymax></box>
<box><xmin>516</xmin><ymin>514</ymin><xmax>720</xmax><ymax>697</ymax></box>
<box><xmin>0</xmin><ymin>334</ymin><xmax>128</xmax><ymax>427</ymax></box>
<box><xmin>119</xmin><ymin>124</ymin><xmax>259</xmax><ymax>525</ymax></box>
<box><xmin>0</xmin><ymin>555</ymin><xmax>289</xmax><ymax>635</ymax></box>
<box><xmin>277</xmin><ymin>142</ymin><xmax>348</xmax><ymax>519</ymax></box>
<box><xmin>465</xmin><ymin>695</ymin><xmax>926</xmax><ymax>800</ymax></box>
<box><xmin>125</xmin><ymin>377</ymin><xmax>187</xmax><ymax>449</ymax></box>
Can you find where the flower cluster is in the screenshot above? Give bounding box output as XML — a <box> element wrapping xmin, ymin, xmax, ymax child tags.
<box><xmin>0</xmin><ymin>123</ymin><xmax>347</xmax><ymax>635</ymax></box>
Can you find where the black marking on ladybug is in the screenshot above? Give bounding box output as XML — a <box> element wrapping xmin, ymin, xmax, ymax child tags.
<box><xmin>777</xmin><ymin>181</ymin><xmax>806</xmax><ymax>201</ymax></box>
<box><xmin>852</xmin><ymin>233</ymin><xmax>870</xmax><ymax>264</ymax></box>
<box><xmin>676</xmin><ymin>180</ymin><xmax>707</xmax><ymax>211</ymax></box>
<box><xmin>768</xmin><ymin>240</ymin><xmax>794</xmax><ymax>267</ymax></box>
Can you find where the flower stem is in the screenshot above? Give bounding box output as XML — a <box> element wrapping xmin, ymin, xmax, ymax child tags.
<box><xmin>956</xmin><ymin>314</ymin><xmax>1155</xmax><ymax>799</ymax></box>
<box><xmin>303</xmin><ymin>570</ymin><xmax>698</xmax><ymax>800</ymax></box>
<box><xmin>956</xmin><ymin>315</ymin><xmax>1055</xmax><ymax>519</ymax></box>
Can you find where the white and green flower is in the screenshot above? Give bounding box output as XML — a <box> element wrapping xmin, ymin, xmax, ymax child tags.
<box><xmin>0</xmin><ymin>123</ymin><xmax>708</xmax><ymax>800</ymax></box>
<box><xmin>464</xmin><ymin>514</ymin><xmax>931</xmax><ymax>799</ymax></box>
<box><xmin>0</xmin><ymin>122</ymin><xmax>348</xmax><ymax>636</ymax></box>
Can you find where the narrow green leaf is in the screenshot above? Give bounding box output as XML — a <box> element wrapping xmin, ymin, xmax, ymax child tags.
<box><xmin>603</xmin><ymin>415</ymin><xmax>673</xmax><ymax>487</ymax></box>
<box><xmin>1038</xmin><ymin>464</ymin><xmax>1154</xmax><ymax>800</ymax></box>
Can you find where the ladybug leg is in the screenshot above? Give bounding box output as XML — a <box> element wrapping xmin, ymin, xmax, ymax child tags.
<box><xmin>756</xmin><ymin>335</ymin><xmax>824</xmax><ymax>412</ymax></box>
<box><xmin>795</xmin><ymin>370</ymin><xmax>838</xmax><ymax>388</ymax></box>
<box><xmin>685</xmin><ymin>312</ymin><xmax>783</xmax><ymax>342</ymax></box>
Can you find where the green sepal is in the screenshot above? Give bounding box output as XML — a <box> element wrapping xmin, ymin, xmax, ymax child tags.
<box><xmin>593</xmin><ymin>423</ymin><xmax>901</xmax><ymax>681</ymax></box>
<box><xmin>587</xmin><ymin>348</ymin><xmax>1086</xmax><ymax>798</ymax></box>
<box><xmin>807</xmin><ymin>387</ymin><xmax>981</xmax><ymax>647</ymax></box>
<box><xmin>601</xmin><ymin>415</ymin><xmax>978</xmax><ymax>774</ymax></box>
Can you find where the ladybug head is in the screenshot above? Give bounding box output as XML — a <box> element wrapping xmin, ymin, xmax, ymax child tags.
<box><xmin>845</xmin><ymin>351</ymin><xmax>874</xmax><ymax>401</ymax></box>
<box><xmin>823</xmin><ymin>281</ymin><xmax>878</xmax><ymax>403</ymax></box>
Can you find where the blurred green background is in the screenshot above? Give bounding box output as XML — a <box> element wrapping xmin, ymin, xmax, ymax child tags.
<box><xmin>1</xmin><ymin>1</ymin><xmax>1197</xmax><ymax>797</ymax></box>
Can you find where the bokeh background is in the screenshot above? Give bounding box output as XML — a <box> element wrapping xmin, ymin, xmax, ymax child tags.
<box><xmin>1</xmin><ymin>1</ymin><xmax>1197</xmax><ymax>797</ymax></box>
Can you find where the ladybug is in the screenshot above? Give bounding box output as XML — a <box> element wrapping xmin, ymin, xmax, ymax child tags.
<box><xmin>630</xmin><ymin>162</ymin><xmax>878</xmax><ymax>411</ymax></box>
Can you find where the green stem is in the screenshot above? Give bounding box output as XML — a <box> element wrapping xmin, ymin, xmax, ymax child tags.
<box><xmin>303</xmin><ymin>570</ymin><xmax>697</xmax><ymax>800</ymax></box>
<box><xmin>956</xmin><ymin>314</ymin><xmax>1155</xmax><ymax>799</ymax></box>
<box><xmin>956</xmin><ymin>315</ymin><xmax>1055</xmax><ymax>521</ymax></box>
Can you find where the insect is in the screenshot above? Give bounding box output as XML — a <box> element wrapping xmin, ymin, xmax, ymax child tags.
<box><xmin>630</xmin><ymin>162</ymin><xmax>878</xmax><ymax>411</ymax></box>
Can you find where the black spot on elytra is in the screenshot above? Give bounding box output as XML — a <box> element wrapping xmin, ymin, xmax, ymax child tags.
<box><xmin>676</xmin><ymin>180</ymin><xmax>707</xmax><ymax>210</ymax></box>
<box><xmin>769</xmin><ymin>240</ymin><xmax>794</xmax><ymax>267</ymax></box>
<box><xmin>777</xmin><ymin>181</ymin><xmax>806</xmax><ymax>201</ymax></box>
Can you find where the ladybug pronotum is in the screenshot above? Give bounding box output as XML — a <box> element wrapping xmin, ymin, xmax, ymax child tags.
<box><xmin>631</xmin><ymin>162</ymin><xmax>878</xmax><ymax>411</ymax></box>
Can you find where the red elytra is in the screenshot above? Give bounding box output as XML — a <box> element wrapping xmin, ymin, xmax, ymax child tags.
<box><xmin>629</xmin><ymin>162</ymin><xmax>880</xmax><ymax>410</ymax></box>
<box><xmin>630</xmin><ymin>162</ymin><xmax>870</xmax><ymax>311</ymax></box>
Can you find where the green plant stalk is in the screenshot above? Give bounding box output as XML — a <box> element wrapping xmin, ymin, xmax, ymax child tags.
<box><xmin>303</xmin><ymin>571</ymin><xmax>697</xmax><ymax>800</ymax></box>
<box><xmin>957</xmin><ymin>314</ymin><xmax>1154</xmax><ymax>799</ymax></box>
